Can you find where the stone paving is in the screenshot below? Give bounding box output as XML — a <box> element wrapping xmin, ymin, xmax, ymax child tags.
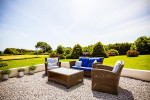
<box><xmin>0</xmin><ymin>71</ymin><xmax>150</xmax><ymax>100</ymax></box>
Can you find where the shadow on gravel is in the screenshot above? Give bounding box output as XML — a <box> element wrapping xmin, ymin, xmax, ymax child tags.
<box><xmin>92</xmin><ymin>87</ymin><xmax>134</xmax><ymax>100</ymax></box>
<box><xmin>42</xmin><ymin>73</ymin><xmax>47</xmax><ymax>78</ymax></box>
<box><xmin>46</xmin><ymin>81</ymin><xmax>84</xmax><ymax>92</ymax></box>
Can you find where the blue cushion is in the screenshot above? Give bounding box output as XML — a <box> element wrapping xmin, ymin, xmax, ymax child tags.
<box><xmin>71</xmin><ymin>66</ymin><xmax>92</xmax><ymax>71</ymax></box>
<box><xmin>88</xmin><ymin>58</ymin><xmax>101</xmax><ymax>67</ymax></box>
<box><xmin>79</xmin><ymin>57</ymin><xmax>89</xmax><ymax>67</ymax></box>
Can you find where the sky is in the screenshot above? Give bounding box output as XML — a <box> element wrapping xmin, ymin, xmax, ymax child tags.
<box><xmin>0</xmin><ymin>0</ymin><xmax>150</xmax><ymax>51</ymax></box>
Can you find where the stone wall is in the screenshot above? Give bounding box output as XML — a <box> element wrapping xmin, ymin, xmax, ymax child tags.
<box><xmin>0</xmin><ymin>62</ymin><xmax>150</xmax><ymax>81</ymax></box>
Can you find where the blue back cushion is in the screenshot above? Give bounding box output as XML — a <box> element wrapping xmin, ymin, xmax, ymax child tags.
<box><xmin>88</xmin><ymin>58</ymin><xmax>101</xmax><ymax>67</ymax></box>
<box><xmin>79</xmin><ymin>57</ymin><xmax>89</xmax><ymax>67</ymax></box>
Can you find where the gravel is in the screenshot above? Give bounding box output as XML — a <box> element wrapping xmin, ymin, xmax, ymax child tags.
<box><xmin>0</xmin><ymin>71</ymin><xmax>150</xmax><ymax>100</ymax></box>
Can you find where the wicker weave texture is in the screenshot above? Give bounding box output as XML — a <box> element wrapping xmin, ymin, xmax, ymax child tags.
<box><xmin>48</xmin><ymin>68</ymin><xmax>84</xmax><ymax>88</ymax></box>
<box><xmin>91</xmin><ymin>60</ymin><xmax>125</xmax><ymax>95</ymax></box>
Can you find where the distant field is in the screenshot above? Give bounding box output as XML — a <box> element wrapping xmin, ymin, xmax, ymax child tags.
<box><xmin>0</xmin><ymin>55</ymin><xmax>48</xmax><ymax>59</ymax></box>
<box><xmin>0</xmin><ymin>55</ymin><xmax>150</xmax><ymax>70</ymax></box>
<box><xmin>0</xmin><ymin>55</ymin><xmax>49</xmax><ymax>69</ymax></box>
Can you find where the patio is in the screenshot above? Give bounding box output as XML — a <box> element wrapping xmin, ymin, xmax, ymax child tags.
<box><xmin>0</xmin><ymin>71</ymin><xmax>150</xmax><ymax>100</ymax></box>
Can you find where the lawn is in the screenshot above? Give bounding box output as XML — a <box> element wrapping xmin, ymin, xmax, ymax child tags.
<box><xmin>60</xmin><ymin>55</ymin><xmax>150</xmax><ymax>70</ymax></box>
<box><xmin>0</xmin><ymin>55</ymin><xmax>150</xmax><ymax>70</ymax></box>
<box><xmin>0</xmin><ymin>55</ymin><xmax>49</xmax><ymax>69</ymax></box>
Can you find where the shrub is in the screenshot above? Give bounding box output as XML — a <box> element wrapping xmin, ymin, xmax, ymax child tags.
<box><xmin>56</xmin><ymin>45</ymin><xmax>64</xmax><ymax>54</ymax></box>
<box><xmin>66</xmin><ymin>54</ymin><xmax>72</xmax><ymax>59</ymax></box>
<box><xmin>92</xmin><ymin>42</ymin><xmax>106</xmax><ymax>57</ymax></box>
<box><xmin>49</xmin><ymin>51</ymin><xmax>56</xmax><ymax>57</ymax></box>
<box><xmin>59</xmin><ymin>54</ymin><xmax>65</xmax><ymax>59</ymax></box>
<box><xmin>108</xmin><ymin>43</ymin><xmax>133</xmax><ymax>55</ymax></box>
<box><xmin>1</xmin><ymin>69</ymin><xmax>11</xmax><ymax>74</ymax></box>
<box><xmin>126</xmin><ymin>50</ymin><xmax>139</xmax><ymax>57</ymax></box>
<box><xmin>107</xmin><ymin>49</ymin><xmax>119</xmax><ymax>56</ymax></box>
<box><xmin>102</xmin><ymin>53</ymin><xmax>109</xmax><ymax>58</ymax></box>
<box><xmin>29</xmin><ymin>65</ymin><xmax>36</xmax><ymax>70</ymax></box>
<box><xmin>0</xmin><ymin>51</ymin><xmax>2</xmax><ymax>54</ymax></box>
<box><xmin>0</xmin><ymin>62</ymin><xmax>8</xmax><ymax>67</ymax></box>
<box><xmin>18</xmin><ymin>68</ymin><xmax>25</xmax><ymax>72</ymax></box>
<box><xmin>134</xmin><ymin>36</ymin><xmax>150</xmax><ymax>54</ymax></box>
<box><xmin>71</xmin><ymin>44</ymin><xmax>83</xmax><ymax>59</ymax></box>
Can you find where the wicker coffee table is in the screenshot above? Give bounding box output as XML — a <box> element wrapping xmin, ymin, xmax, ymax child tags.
<box><xmin>48</xmin><ymin>68</ymin><xmax>84</xmax><ymax>88</ymax></box>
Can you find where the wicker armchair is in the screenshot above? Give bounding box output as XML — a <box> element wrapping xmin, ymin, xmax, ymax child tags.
<box><xmin>45</xmin><ymin>57</ymin><xmax>61</xmax><ymax>75</ymax></box>
<box><xmin>91</xmin><ymin>60</ymin><xmax>124</xmax><ymax>95</ymax></box>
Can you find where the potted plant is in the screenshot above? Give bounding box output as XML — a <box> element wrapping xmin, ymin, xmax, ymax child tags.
<box><xmin>18</xmin><ymin>68</ymin><xmax>25</xmax><ymax>77</ymax></box>
<box><xmin>29</xmin><ymin>65</ymin><xmax>36</xmax><ymax>75</ymax></box>
<box><xmin>0</xmin><ymin>63</ymin><xmax>11</xmax><ymax>80</ymax></box>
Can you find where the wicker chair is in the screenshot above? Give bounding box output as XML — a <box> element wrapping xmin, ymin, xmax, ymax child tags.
<box><xmin>91</xmin><ymin>60</ymin><xmax>124</xmax><ymax>95</ymax></box>
<box><xmin>45</xmin><ymin>57</ymin><xmax>61</xmax><ymax>75</ymax></box>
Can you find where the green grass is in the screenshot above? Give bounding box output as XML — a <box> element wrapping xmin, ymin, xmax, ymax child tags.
<box><xmin>0</xmin><ymin>55</ymin><xmax>150</xmax><ymax>70</ymax></box>
<box><xmin>0</xmin><ymin>55</ymin><xmax>49</xmax><ymax>69</ymax></box>
<box><xmin>103</xmin><ymin>55</ymin><xmax>150</xmax><ymax>70</ymax></box>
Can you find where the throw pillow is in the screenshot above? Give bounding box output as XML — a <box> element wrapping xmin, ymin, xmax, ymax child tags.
<box><xmin>75</xmin><ymin>60</ymin><xmax>82</xmax><ymax>67</ymax></box>
<box><xmin>94</xmin><ymin>60</ymin><xmax>97</xmax><ymax>63</ymax></box>
<box><xmin>112</xmin><ymin>60</ymin><xmax>121</xmax><ymax>73</ymax></box>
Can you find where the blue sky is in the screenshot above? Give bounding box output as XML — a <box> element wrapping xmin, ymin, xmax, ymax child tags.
<box><xmin>0</xmin><ymin>0</ymin><xmax>150</xmax><ymax>51</ymax></box>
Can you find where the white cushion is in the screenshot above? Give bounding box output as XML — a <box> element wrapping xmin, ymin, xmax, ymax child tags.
<box><xmin>112</xmin><ymin>60</ymin><xmax>121</xmax><ymax>73</ymax></box>
<box><xmin>75</xmin><ymin>60</ymin><xmax>82</xmax><ymax>67</ymax></box>
<box><xmin>47</xmin><ymin>66</ymin><xmax>59</xmax><ymax>69</ymax></box>
<box><xmin>47</xmin><ymin>58</ymin><xmax>58</xmax><ymax>63</ymax></box>
<box><xmin>94</xmin><ymin>60</ymin><xmax>97</xmax><ymax>63</ymax></box>
<box><xmin>48</xmin><ymin>62</ymin><xmax>57</xmax><ymax>67</ymax></box>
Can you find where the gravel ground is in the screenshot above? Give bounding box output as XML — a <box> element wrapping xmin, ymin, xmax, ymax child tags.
<box><xmin>0</xmin><ymin>71</ymin><xmax>150</xmax><ymax>100</ymax></box>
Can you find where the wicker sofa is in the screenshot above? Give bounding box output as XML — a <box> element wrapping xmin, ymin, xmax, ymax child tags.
<box><xmin>69</xmin><ymin>57</ymin><xmax>104</xmax><ymax>77</ymax></box>
<box><xmin>91</xmin><ymin>60</ymin><xmax>125</xmax><ymax>95</ymax></box>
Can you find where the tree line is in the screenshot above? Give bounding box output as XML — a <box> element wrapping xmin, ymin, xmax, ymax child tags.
<box><xmin>1</xmin><ymin>36</ymin><xmax>150</xmax><ymax>58</ymax></box>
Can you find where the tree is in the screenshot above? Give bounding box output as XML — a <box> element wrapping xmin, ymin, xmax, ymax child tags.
<box><xmin>92</xmin><ymin>42</ymin><xmax>106</xmax><ymax>57</ymax></box>
<box><xmin>82</xmin><ymin>45</ymin><xmax>93</xmax><ymax>56</ymax></box>
<box><xmin>64</xmin><ymin>47</ymin><xmax>72</xmax><ymax>55</ymax></box>
<box><xmin>4</xmin><ymin>48</ymin><xmax>19</xmax><ymax>54</ymax></box>
<box><xmin>56</xmin><ymin>45</ymin><xmax>64</xmax><ymax>54</ymax></box>
<box><xmin>35</xmin><ymin>42</ymin><xmax>52</xmax><ymax>53</ymax></box>
<box><xmin>130</xmin><ymin>44</ymin><xmax>137</xmax><ymax>50</ymax></box>
<box><xmin>71</xmin><ymin>44</ymin><xmax>83</xmax><ymax>59</ymax></box>
<box><xmin>135</xmin><ymin>36</ymin><xmax>150</xmax><ymax>54</ymax></box>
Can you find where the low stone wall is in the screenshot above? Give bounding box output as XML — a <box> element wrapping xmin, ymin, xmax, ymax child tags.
<box><xmin>0</xmin><ymin>64</ymin><xmax>45</xmax><ymax>79</ymax></box>
<box><xmin>0</xmin><ymin>62</ymin><xmax>150</xmax><ymax>81</ymax></box>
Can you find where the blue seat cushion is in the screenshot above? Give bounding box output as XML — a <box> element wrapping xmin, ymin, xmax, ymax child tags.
<box><xmin>71</xmin><ymin>66</ymin><xmax>92</xmax><ymax>71</ymax></box>
<box><xmin>88</xmin><ymin>58</ymin><xmax>101</xmax><ymax>67</ymax></box>
<box><xmin>79</xmin><ymin>57</ymin><xmax>89</xmax><ymax>67</ymax></box>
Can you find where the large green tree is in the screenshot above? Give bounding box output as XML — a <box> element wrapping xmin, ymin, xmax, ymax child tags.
<box><xmin>56</xmin><ymin>45</ymin><xmax>64</xmax><ymax>54</ymax></box>
<box><xmin>35</xmin><ymin>42</ymin><xmax>52</xmax><ymax>53</ymax></box>
<box><xmin>92</xmin><ymin>42</ymin><xmax>106</xmax><ymax>57</ymax></box>
<box><xmin>71</xmin><ymin>44</ymin><xmax>83</xmax><ymax>59</ymax></box>
<box><xmin>135</xmin><ymin>36</ymin><xmax>150</xmax><ymax>54</ymax></box>
<box><xmin>64</xmin><ymin>47</ymin><xmax>72</xmax><ymax>55</ymax></box>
